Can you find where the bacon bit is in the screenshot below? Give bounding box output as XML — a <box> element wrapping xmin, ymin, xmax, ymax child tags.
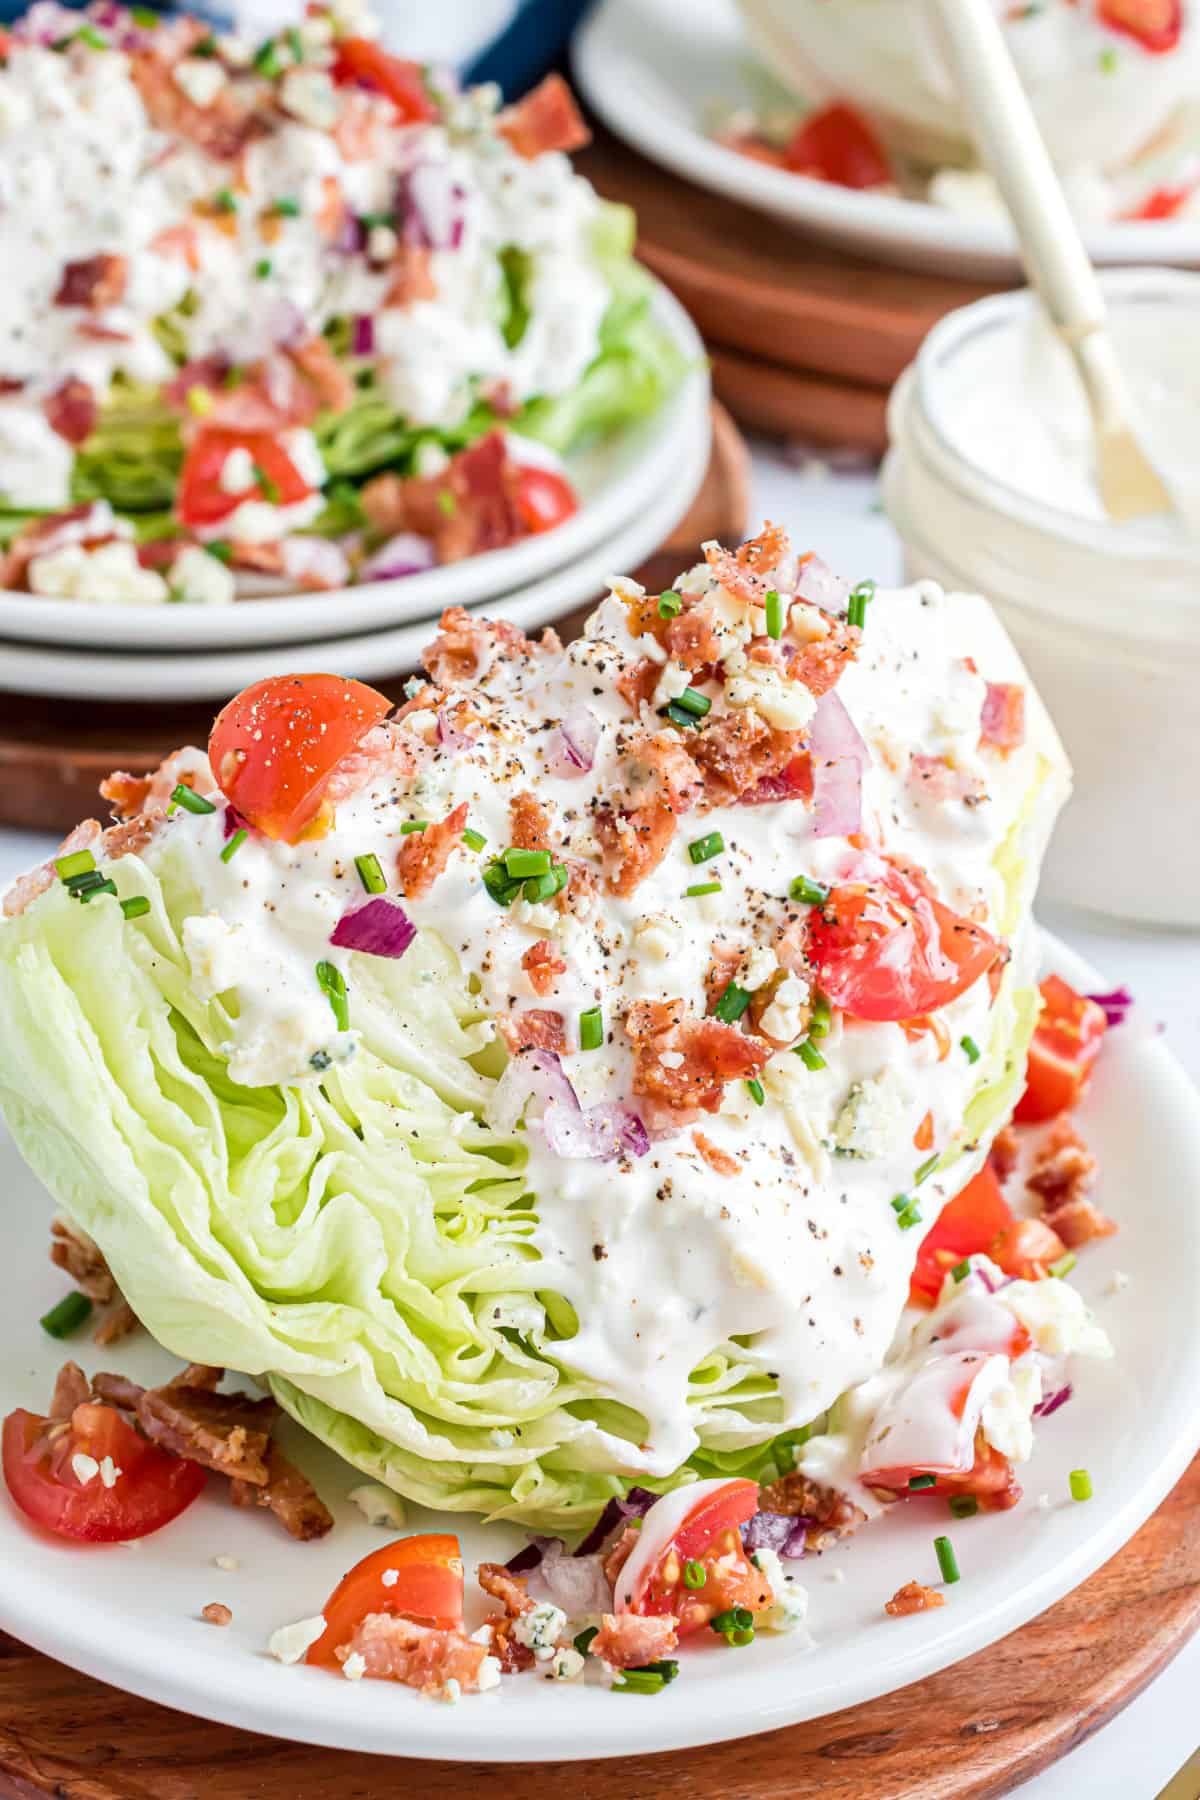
<box><xmin>758</xmin><ymin>1471</ymin><xmax>867</xmax><ymax>1551</ymax></box>
<box><xmin>595</xmin><ymin>806</ymin><xmax>676</xmax><ymax>898</ymax></box>
<box><xmin>93</xmin><ymin>1302</ymin><xmax>140</xmax><ymax>1348</ymax></box>
<box><xmin>626</xmin><ymin>1001</ymin><xmax>770</xmax><ymax>1127</ymax></box>
<box><xmin>591</xmin><ymin>1612</ymin><xmax>679</xmax><ymax>1671</ymax></box>
<box><xmin>704</xmin><ymin>540</ymin><xmax>772</xmax><ymax>609</ymax></box>
<box><xmin>315</xmin><ymin>173</ymin><xmax>351</xmax><ymax>242</ymax></box>
<box><xmin>3</xmin><ymin>818</ymin><xmax>101</xmax><ymax>918</ymax></box>
<box><xmin>137</xmin><ymin>1381</ymin><xmax>278</xmax><ymax>1486</ymax></box>
<box><xmin>990</xmin><ymin>1124</ymin><xmax>1019</xmax><ymax>1182</ymax></box>
<box><xmin>499</xmin><ymin>1009</ymin><xmax>567</xmax><ymax>1054</ymax></box>
<box><xmin>497</xmin><ymin>73</ymin><xmax>590</xmax><ymax>159</ymax></box>
<box><xmin>693</xmin><ymin>1131</ymin><xmax>739</xmax><ymax>1177</ymax></box>
<box><xmin>689</xmin><ymin>710</ymin><xmax>797</xmax><ymax>806</ymax></box>
<box><xmin>616</xmin><ymin>656</ymin><xmax>660</xmax><ymax>712</ymax></box>
<box><xmin>908</xmin><ymin>754</ymin><xmax>987</xmax><ymax>806</ymax></box>
<box><xmin>230</xmin><ymin>1442</ymin><xmax>334</xmax><ymax>1541</ymax></box>
<box><xmin>202</xmin><ymin>1602</ymin><xmax>233</xmax><ymax>1627</ymax></box>
<box><xmin>364</xmin><ymin>431</ymin><xmax>528</xmax><ymax>564</ymax></box>
<box><xmin>510</xmin><ymin>790</ymin><xmax>555</xmax><ymax>854</ymax></box>
<box><xmin>129</xmin><ymin>48</ymin><xmax>264</xmax><ymax>160</ymax></box>
<box><xmin>624</xmin><ymin>732</ymin><xmax>705</xmax><ymax>815</ymax></box>
<box><xmin>486</xmin><ymin>1617</ymin><xmax>534</xmax><ymax>1674</ymax></box>
<box><xmin>521</xmin><ymin>939</ymin><xmax>566</xmax><ymax>997</ymax></box>
<box><xmin>664</xmin><ymin>607</ymin><xmax>723</xmax><ymax>670</ymax></box>
<box><xmin>741</xmin><ymin>750</ymin><xmax>814</xmax><ymax>808</ymax></box>
<box><xmin>421</xmin><ymin>603</ymin><xmax>538</xmax><ymax>686</ymax></box>
<box><xmin>990</xmin><ymin>1216</ymin><xmax>1067</xmax><ymax>1282</ymax></box>
<box><xmin>477</xmin><ymin>1562</ymin><xmax>534</xmax><ymax>1618</ymax></box>
<box><xmin>50</xmin><ymin>1362</ymin><xmax>90</xmax><ymax>1421</ymax></box>
<box><xmin>703</xmin><ymin>941</ymin><xmax>743</xmax><ymax>1014</ymax></box>
<box><xmin>99</xmin><ymin>747</ymin><xmax>206</xmax><ymax>821</ymax></box>
<box><xmin>151</xmin><ymin>222</ymin><xmax>201</xmax><ymax>270</ymax></box>
<box><xmin>334</xmin><ymin>1614</ymin><xmax>492</xmax><ymax>1693</ymax></box>
<box><xmin>395</xmin><ymin>801</ymin><xmax>468</xmax><ymax>899</ymax></box>
<box><xmin>1027</xmin><ymin>1119</ymin><xmax>1117</xmax><ymax>1248</ymax></box>
<box><xmin>54</xmin><ymin>254</ymin><xmax>128</xmax><ymax>310</ymax></box>
<box><xmin>43</xmin><ymin>378</ymin><xmax>97</xmax><ymax>446</ymax></box>
<box><xmin>789</xmin><ymin>614</ymin><xmax>859</xmax><ymax>697</ymax></box>
<box><xmin>384</xmin><ymin>244</ymin><xmax>436</xmax><ymax>308</ymax></box>
<box><xmin>980</xmin><ymin>682</ymin><xmax>1026</xmax><ymax>753</ymax></box>
<box><xmin>602</xmin><ymin>1525</ymin><xmax>641</xmax><ymax>1589</ymax></box>
<box><xmin>596</xmin><ymin>732</ymin><xmax>703</xmax><ymax>895</ymax></box>
<box><xmin>736</xmin><ymin>520</ymin><xmax>790</xmax><ymax>571</ymax></box>
<box><xmin>288</xmin><ymin>335</ymin><xmax>354</xmax><ymax>416</ymax></box>
<box><xmin>885</xmin><ymin>1580</ymin><xmax>945</xmax><ymax>1618</ymax></box>
<box><xmin>50</xmin><ymin>1218</ymin><xmax>115</xmax><ymax>1303</ymax></box>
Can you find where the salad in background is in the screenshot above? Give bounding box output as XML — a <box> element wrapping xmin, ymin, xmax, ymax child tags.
<box><xmin>0</xmin><ymin>0</ymin><xmax>684</xmax><ymax>605</ymax></box>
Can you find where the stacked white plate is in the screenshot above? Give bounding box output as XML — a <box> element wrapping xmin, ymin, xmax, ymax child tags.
<box><xmin>0</xmin><ymin>283</ymin><xmax>710</xmax><ymax>702</ymax></box>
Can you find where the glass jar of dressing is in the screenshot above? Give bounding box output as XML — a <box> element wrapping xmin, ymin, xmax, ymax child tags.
<box><xmin>883</xmin><ymin>269</ymin><xmax>1200</xmax><ymax>928</ymax></box>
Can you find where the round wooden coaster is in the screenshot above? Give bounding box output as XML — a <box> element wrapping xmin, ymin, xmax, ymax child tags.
<box><xmin>0</xmin><ymin>405</ymin><xmax>749</xmax><ymax>840</ymax></box>
<box><xmin>0</xmin><ymin>1452</ymin><xmax>1196</xmax><ymax>1799</ymax></box>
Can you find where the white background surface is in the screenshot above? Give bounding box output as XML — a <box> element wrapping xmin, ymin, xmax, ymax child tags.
<box><xmin>0</xmin><ymin>439</ymin><xmax>1195</xmax><ymax>1793</ymax></box>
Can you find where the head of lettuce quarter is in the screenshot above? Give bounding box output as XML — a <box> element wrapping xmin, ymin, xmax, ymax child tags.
<box><xmin>0</xmin><ymin>825</ymin><xmax>1040</xmax><ymax>1531</ymax></box>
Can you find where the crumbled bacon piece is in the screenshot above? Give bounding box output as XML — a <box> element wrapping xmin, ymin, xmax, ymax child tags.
<box><xmin>202</xmin><ymin>1602</ymin><xmax>233</xmax><ymax>1627</ymax></box>
<box><xmin>230</xmin><ymin>1442</ymin><xmax>334</xmax><ymax>1541</ymax></box>
<box><xmin>99</xmin><ymin>746</ymin><xmax>210</xmax><ymax>822</ymax></box>
<box><xmin>42</xmin><ymin>379</ymin><xmax>97</xmax><ymax>446</ymax></box>
<box><xmin>703</xmin><ymin>941</ymin><xmax>743</xmax><ymax>1014</ymax></box>
<box><xmin>510</xmin><ymin>790</ymin><xmax>555</xmax><ymax>854</ymax></box>
<box><xmin>759</xmin><ymin>1471</ymin><xmax>867</xmax><ymax>1550</ymax></box>
<box><xmin>990</xmin><ymin>1216</ymin><xmax>1066</xmax><ymax>1281</ymax></box>
<box><xmin>789</xmin><ymin>614</ymin><xmax>859</xmax><ymax>697</ymax></box>
<box><xmin>625</xmin><ymin>1000</ymin><xmax>770</xmax><ymax>1128</ymax></box>
<box><xmin>980</xmin><ymin>682</ymin><xmax>1026</xmax><ymax>753</ymax></box>
<box><xmin>477</xmin><ymin>1562</ymin><xmax>534</xmax><ymax>1618</ymax></box>
<box><xmin>689</xmin><ymin>710</ymin><xmax>797</xmax><ymax>805</ymax></box>
<box><xmin>1027</xmin><ymin>1119</ymin><xmax>1117</xmax><ymax>1248</ymax></box>
<box><xmin>288</xmin><ymin>335</ymin><xmax>354</xmax><ymax>416</ymax></box>
<box><xmin>421</xmin><ymin>604</ymin><xmax>538</xmax><ymax>686</ymax></box>
<box><xmin>3</xmin><ymin>819</ymin><xmax>100</xmax><ymax>918</ymax></box>
<box><xmin>591</xmin><ymin>1612</ymin><xmax>678</xmax><ymax>1670</ymax></box>
<box><xmin>736</xmin><ymin>520</ymin><xmax>790</xmax><ymax>571</ymax></box>
<box><xmin>885</xmin><ymin>1580</ymin><xmax>945</xmax><ymax>1618</ymax></box>
<box><xmin>93</xmin><ymin>1301</ymin><xmax>140</xmax><ymax>1347</ymax></box>
<box><xmin>602</xmin><ymin>1524</ymin><xmax>641</xmax><ymax>1589</ymax></box>
<box><xmin>54</xmin><ymin>254</ymin><xmax>128</xmax><ymax>310</ymax></box>
<box><xmin>136</xmin><ymin>1380</ymin><xmax>278</xmax><ymax>1485</ymax></box>
<box><xmin>623</xmin><ymin>733</ymin><xmax>704</xmax><ymax>814</ymax></box>
<box><xmin>89</xmin><ymin>1370</ymin><xmax>146</xmax><ymax>1412</ymax></box>
<box><xmin>384</xmin><ymin>244</ymin><xmax>436</xmax><ymax>308</ymax></box>
<box><xmin>395</xmin><ymin>801</ymin><xmax>468</xmax><ymax>899</ymax></box>
<box><xmin>616</xmin><ymin>656</ymin><xmax>660</xmax><ymax>712</ymax></box>
<box><xmin>49</xmin><ymin>1362</ymin><xmax>90</xmax><ymax>1421</ymax></box>
<box><xmin>704</xmin><ymin>540</ymin><xmax>772</xmax><ymax>609</ymax></box>
<box><xmin>50</xmin><ymin>1218</ymin><xmax>115</xmax><ymax>1303</ymax></box>
<box><xmin>364</xmin><ymin>432</ymin><xmax>526</xmax><ymax>565</ymax></box>
<box><xmin>499</xmin><ymin>1009</ymin><xmax>566</xmax><ymax>1054</ymax></box>
<box><xmin>496</xmin><ymin>73</ymin><xmax>589</xmax><ymax>159</ymax></box>
<box><xmin>741</xmin><ymin>751</ymin><xmax>814</xmax><ymax>807</ymax></box>
<box><xmin>522</xmin><ymin>939</ymin><xmax>566</xmax><ymax>997</ymax></box>
<box><xmin>693</xmin><ymin>1131</ymin><xmax>740</xmax><ymax>1177</ymax></box>
<box><xmin>335</xmin><ymin>1614</ymin><xmax>493</xmax><ymax>1693</ymax></box>
<box><xmin>908</xmin><ymin>754</ymin><xmax>987</xmax><ymax>806</ymax></box>
<box><xmin>664</xmin><ymin>607</ymin><xmax>723</xmax><ymax>670</ymax></box>
<box><xmin>129</xmin><ymin>47</ymin><xmax>264</xmax><ymax>160</ymax></box>
<box><xmin>990</xmin><ymin>1124</ymin><xmax>1019</xmax><ymax>1181</ymax></box>
<box><xmin>596</xmin><ymin>732</ymin><xmax>703</xmax><ymax>895</ymax></box>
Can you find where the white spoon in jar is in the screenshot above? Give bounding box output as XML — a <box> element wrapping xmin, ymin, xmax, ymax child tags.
<box><xmin>926</xmin><ymin>0</ymin><xmax>1172</xmax><ymax>523</ymax></box>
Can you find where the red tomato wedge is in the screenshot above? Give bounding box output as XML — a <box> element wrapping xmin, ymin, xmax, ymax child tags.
<box><xmin>806</xmin><ymin>863</ymin><xmax>1003</xmax><ymax>1023</ymax></box>
<box><xmin>177</xmin><ymin>429</ymin><xmax>314</xmax><ymax>530</ymax></box>
<box><xmin>614</xmin><ymin>1478</ymin><xmax>765</xmax><ymax>1635</ymax></box>
<box><xmin>208</xmin><ymin>673</ymin><xmax>392</xmax><ymax>842</ymax></box>
<box><xmin>1127</xmin><ymin>184</ymin><xmax>1193</xmax><ymax>219</ymax></box>
<box><xmin>514</xmin><ymin>465</ymin><xmax>578</xmax><ymax>535</ymax></box>
<box><xmin>784</xmin><ymin>102</ymin><xmax>892</xmax><ymax>189</ymax></box>
<box><xmin>909</xmin><ymin>1165</ymin><xmax>1015</xmax><ymax>1307</ymax></box>
<box><xmin>1098</xmin><ymin>0</ymin><xmax>1182</xmax><ymax>52</ymax></box>
<box><xmin>865</xmin><ymin>1434</ymin><xmax>1022</xmax><ymax>1509</ymax></box>
<box><xmin>306</xmin><ymin>1533</ymin><xmax>465</xmax><ymax>1668</ymax></box>
<box><xmin>331</xmin><ymin>38</ymin><xmax>435</xmax><ymax>122</ymax></box>
<box><xmin>1014</xmin><ymin>975</ymin><xmax>1107</xmax><ymax>1124</ymax></box>
<box><xmin>2</xmin><ymin>1402</ymin><xmax>205</xmax><ymax>1542</ymax></box>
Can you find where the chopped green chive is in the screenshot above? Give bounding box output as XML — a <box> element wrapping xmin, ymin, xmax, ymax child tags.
<box><xmin>573</xmin><ymin>1626</ymin><xmax>599</xmax><ymax>1658</ymax></box>
<box><xmin>686</xmin><ymin>881</ymin><xmax>722</xmax><ymax>898</ymax></box>
<box><xmin>663</xmin><ymin>701</ymin><xmax>704</xmax><ymax>730</ymax></box>
<box><xmin>55</xmin><ymin>848</ymin><xmax>96</xmax><ymax>883</ymax></box>
<box><xmin>192</xmin><ymin>33</ymin><xmax>218</xmax><ymax>55</ymax></box>
<box><xmin>710</xmin><ymin>1607</ymin><xmax>755</xmax><ymax>1647</ymax></box>
<box><xmin>789</xmin><ymin>874</ymin><xmax>830</xmax><ymax>906</ymax></box>
<box><xmin>688</xmin><ymin>831</ymin><xmax>724</xmax><ymax>865</ymax></box>
<box><xmin>287</xmin><ymin>24</ymin><xmax>304</xmax><ymax>61</ymax></box>
<box><xmin>673</xmin><ymin>687</ymin><xmax>711</xmax><ymax>720</ymax></box>
<box><xmin>462</xmin><ymin>827</ymin><xmax>487</xmax><ymax>853</ymax></box>
<box><xmin>764</xmin><ymin>588</ymin><xmax>784</xmax><ymax>639</ymax></box>
<box><xmin>75</xmin><ymin>24</ymin><xmax>109</xmax><ymax>48</ymax></box>
<box><xmin>615</xmin><ymin>1661</ymin><xmax>678</xmax><ymax>1693</ymax></box>
<box><xmin>915</xmin><ymin>1151</ymin><xmax>940</xmax><ymax>1185</ymax></box>
<box><xmin>683</xmin><ymin>1559</ymin><xmax>707</xmax><ymax>1589</ymax></box>
<box><xmin>579</xmin><ymin>1007</ymin><xmax>604</xmax><ymax>1052</ymax></box>
<box><xmin>657</xmin><ymin>590</ymin><xmax>682</xmax><ymax>619</ymax></box>
<box><xmin>846</xmin><ymin>579</ymin><xmax>876</xmax><ymax>631</ymax></box>
<box><xmin>79</xmin><ymin>878</ymin><xmax>118</xmax><ymax>904</ymax></box>
<box><xmin>746</xmin><ymin>1078</ymin><xmax>765</xmax><ymax>1107</ymax></box>
<box><xmin>355</xmin><ymin>852</ymin><xmax>386</xmax><ymax>895</ymax></box>
<box><xmin>522</xmin><ymin>865</ymin><xmax>568</xmax><ymax>904</ymax></box>
<box><xmin>206</xmin><ymin>540</ymin><xmax>234</xmax><ymax>564</ymax></box>
<box><xmin>169</xmin><ymin>783</ymin><xmax>216</xmax><ymax>815</ymax></box>
<box><xmin>795</xmin><ymin>1039</ymin><xmax>826</xmax><ymax>1071</ymax></box>
<box><xmin>213</xmin><ymin>187</ymin><xmax>238</xmax><ymax>214</ymax></box>
<box><xmin>436</xmin><ymin>489</ymin><xmax>456</xmax><ymax>517</ymax></box>
<box><xmin>961</xmin><ymin>1035</ymin><xmax>981</xmax><ymax>1064</ymax></box>
<box><xmin>934</xmin><ymin>1535</ymin><xmax>960</xmax><ymax>1584</ymax></box>
<box><xmin>714</xmin><ymin>981</ymin><xmax>751</xmax><ymax>1024</ymax></box>
<box><xmin>808</xmin><ymin>993</ymin><xmax>832</xmax><ymax>1039</ymax></box>
<box><xmin>1049</xmin><ymin>1251</ymin><xmax>1077</xmax><ymax>1279</ymax></box>
<box><xmin>893</xmin><ymin>1196</ymin><xmax>922</xmax><ymax>1231</ymax></box>
<box><xmin>950</xmin><ymin>1257</ymin><xmax>972</xmax><ymax>1283</ymax></box>
<box><xmin>504</xmin><ymin>847</ymin><xmax>552</xmax><ymax>878</ymax></box>
<box><xmin>220</xmin><ymin>828</ymin><xmax>248</xmax><ymax>864</ymax></box>
<box><xmin>253</xmin><ymin>38</ymin><xmax>280</xmax><ymax>74</ymax></box>
<box><xmin>1099</xmin><ymin>45</ymin><xmax>1118</xmax><ymax>73</ymax></box>
<box><xmin>948</xmin><ymin>1495</ymin><xmax>978</xmax><ymax>1519</ymax></box>
<box><xmin>254</xmin><ymin>257</ymin><xmax>272</xmax><ymax>280</ymax></box>
<box><xmin>315</xmin><ymin>959</ymin><xmax>349</xmax><ymax>1032</ymax></box>
<box><xmin>130</xmin><ymin>6</ymin><xmax>160</xmax><ymax>23</ymax></box>
<box><xmin>120</xmin><ymin>895</ymin><xmax>151</xmax><ymax>921</ymax></box>
<box><xmin>39</xmin><ymin>1292</ymin><xmax>93</xmax><ymax>1339</ymax></box>
<box><xmin>483</xmin><ymin>862</ymin><xmax>522</xmax><ymax>907</ymax></box>
<box><xmin>400</xmin><ymin>820</ymin><xmax>428</xmax><ymax>835</ymax></box>
<box><xmin>272</xmin><ymin>195</ymin><xmax>301</xmax><ymax>217</ymax></box>
<box><xmin>358</xmin><ymin>211</ymin><xmax>398</xmax><ymax>230</ymax></box>
<box><xmin>1069</xmin><ymin>1469</ymin><xmax>1093</xmax><ymax>1503</ymax></box>
<box><xmin>908</xmin><ymin>1473</ymin><xmax>937</xmax><ymax>1491</ymax></box>
<box><xmin>252</xmin><ymin>462</ymin><xmax>281</xmax><ymax>504</ymax></box>
<box><xmin>64</xmin><ymin>869</ymin><xmax>107</xmax><ymax>898</ymax></box>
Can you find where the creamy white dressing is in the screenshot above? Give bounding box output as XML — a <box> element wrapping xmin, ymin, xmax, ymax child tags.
<box><xmin>139</xmin><ymin>548</ymin><xmax>1063</xmax><ymax>1477</ymax></box>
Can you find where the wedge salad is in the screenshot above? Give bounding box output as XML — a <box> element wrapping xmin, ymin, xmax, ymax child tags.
<box><xmin>0</xmin><ymin>525</ymin><xmax>1124</xmax><ymax>1697</ymax></box>
<box><xmin>0</xmin><ymin>0</ymin><xmax>683</xmax><ymax>605</ymax></box>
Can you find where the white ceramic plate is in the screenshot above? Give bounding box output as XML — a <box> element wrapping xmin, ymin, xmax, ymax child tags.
<box><xmin>0</xmin><ymin>933</ymin><xmax>1197</xmax><ymax>1759</ymax></box>
<box><xmin>0</xmin><ymin>375</ymin><xmax>710</xmax><ymax>703</ymax></box>
<box><xmin>0</xmin><ymin>283</ymin><xmax>705</xmax><ymax>653</ymax></box>
<box><xmin>574</xmin><ymin>0</ymin><xmax>1200</xmax><ymax>280</ymax></box>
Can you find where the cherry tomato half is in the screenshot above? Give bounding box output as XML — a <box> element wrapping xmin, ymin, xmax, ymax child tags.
<box><xmin>331</xmin><ymin>38</ymin><xmax>435</xmax><ymax>123</ymax></box>
<box><xmin>514</xmin><ymin>466</ymin><xmax>578</xmax><ymax>536</ymax></box>
<box><xmin>1014</xmin><ymin>975</ymin><xmax>1107</xmax><ymax>1124</ymax></box>
<box><xmin>806</xmin><ymin>863</ymin><xmax>1003</xmax><ymax>1023</ymax></box>
<box><xmin>2</xmin><ymin>1402</ymin><xmax>205</xmax><ymax>1543</ymax></box>
<box><xmin>864</xmin><ymin>1431</ymin><xmax>1021</xmax><ymax>1511</ymax></box>
<box><xmin>306</xmin><ymin>1532</ymin><xmax>464</xmax><ymax>1668</ymax></box>
<box><xmin>909</xmin><ymin>1165</ymin><xmax>1015</xmax><ymax>1307</ymax></box>
<box><xmin>784</xmin><ymin>102</ymin><xmax>892</xmax><ymax>189</ymax></box>
<box><xmin>208</xmin><ymin>673</ymin><xmax>392</xmax><ymax>842</ymax></box>
<box><xmin>1098</xmin><ymin>0</ymin><xmax>1182</xmax><ymax>53</ymax></box>
<box><xmin>177</xmin><ymin>430</ymin><xmax>313</xmax><ymax>531</ymax></box>
<box><xmin>616</xmin><ymin>1479</ymin><xmax>767</xmax><ymax>1635</ymax></box>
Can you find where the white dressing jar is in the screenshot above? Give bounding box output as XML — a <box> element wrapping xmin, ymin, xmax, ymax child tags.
<box><xmin>883</xmin><ymin>270</ymin><xmax>1200</xmax><ymax>927</ymax></box>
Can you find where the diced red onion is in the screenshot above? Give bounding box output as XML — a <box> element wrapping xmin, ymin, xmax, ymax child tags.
<box><xmin>279</xmin><ymin>537</ymin><xmax>351</xmax><ymax>591</ymax></box>
<box><xmin>808</xmin><ymin>689</ymin><xmax>868</xmax><ymax>839</ymax></box>
<box><xmin>1033</xmin><ymin>1382</ymin><xmax>1073</xmax><ymax>1419</ymax></box>
<box><xmin>1087</xmin><ymin>986</ymin><xmax>1133</xmax><ymax>1027</ymax></box>
<box><xmin>400</xmin><ymin>163</ymin><xmax>467</xmax><ymax>252</ymax></box>
<box><xmin>527</xmin><ymin>1540</ymin><xmax>613</xmax><ymax>1616</ymax></box>
<box><xmin>505</xmin><ymin>1540</ymin><xmax>547</xmax><ymax>1574</ymax></box>
<box><xmin>330</xmin><ymin>896</ymin><xmax>415</xmax><ymax>959</ymax></box>
<box><xmin>331</xmin><ymin>211</ymin><xmax>365</xmax><ymax>257</ymax></box>
<box><xmin>358</xmin><ymin>533</ymin><xmax>436</xmax><ymax>583</ymax></box>
<box><xmin>743</xmin><ymin>1510</ymin><xmax>811</xmax><ymax>1560</ymax></box>
<box><xmin>222</xmin><ymin>805</ymin><xmax>250</xmax><ymax>841</ymax></box>
<box><xmin>265</xmin><ymin>298</ymin><xmax>308</xmax><ymax>350</ymax></box>
<box><xmin>795</xmin><ymin>556</ymin><xmax>851</xmax><ymax>612</ymax></box>
<box><xmin>573</xmin><ymin>1486</ymin><xmax>659</xmax><ymax>1558</ymax></box>
<box><xmin>490</xmin><ymin>1050</ymin><xmax>650</xmax><ymax>1162</ymax></box>
<box><xmin>13</xmin><ymin>1</ymin><xmax>82</xmax><ymax>43</ymax></box>
<box><xmin>352</xmin><ymin>315</ymin><xmax>375</xmax><ymax>357</ymax></box>
<box><xmin>546</xmin><ymin>706</ymin><xmax>600</xmax><ymax>779</ymax></box>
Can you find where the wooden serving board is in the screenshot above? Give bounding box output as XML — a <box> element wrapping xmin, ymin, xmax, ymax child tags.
<box><xmin>0</xmin><ymin>404</ymin><xmax>748</xmax><ymax>838</ymax></box>
<box><xmin>0</xmin><ymin>1451</ymin><xmax>1196</xmax><ymax>1800</ymax></box>
<box><xmin>576</xmin><ymin>131</ymin><xmax>1004</xmax><ymax>449</ymax></box>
